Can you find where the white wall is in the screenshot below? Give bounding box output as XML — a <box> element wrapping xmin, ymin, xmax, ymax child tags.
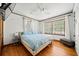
<box><xmin>4</xmin><ymin>13</ymin><xmax>23</xmax><ymax>45</ymax></box>
<box><xmin>73</xmin><ymin>3</ymin><xmax>79</xmax><ymax>55</ymax></box>
<box><xmin>68</xmin><ymin>14</ymin><xmax>75</xmax><ymax>41</ymax></box>
<box><xmin>4</xmin><ymin>13</ymin><xmax>40</xmax><ymax>45</ymax></box>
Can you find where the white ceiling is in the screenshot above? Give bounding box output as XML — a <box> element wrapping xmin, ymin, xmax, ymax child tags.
<box><xmin>13</xmin><ymin>3</ymin><xmax>74</xmax><ymax>20</ymax></box>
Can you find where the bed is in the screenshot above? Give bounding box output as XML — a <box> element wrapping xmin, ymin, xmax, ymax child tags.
<box><xmin>20</xmin><ymin>33</ymin><xmax>51</xmax><ymax>56</ymax></box>
<box><xmin>20</xmin><ymin>32</ymin><xmax>65</xmax><ymax>56</ymax></box>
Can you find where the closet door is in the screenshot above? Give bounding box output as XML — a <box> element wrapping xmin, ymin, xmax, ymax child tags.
<box><xmin>0</xmin><ymin>16</ymin><xmax>3</xmax><ymax>55</ymax></box>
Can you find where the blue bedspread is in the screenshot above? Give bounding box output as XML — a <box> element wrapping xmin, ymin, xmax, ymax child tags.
<box><xmin>21</xmin><ymin>34</ymin><xmax>49</xmax><ymax>51</ymax></box>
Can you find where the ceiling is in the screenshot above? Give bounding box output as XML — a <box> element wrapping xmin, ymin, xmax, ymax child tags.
<box><xmin>12</xmin><ymin>3</ymin><xmax>74</xmax><ymax>20</ymax></box>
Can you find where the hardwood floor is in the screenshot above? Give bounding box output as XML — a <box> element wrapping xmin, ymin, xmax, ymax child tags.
<box><xmin>2</xmin><ymin>40</ymin><xmax>77</xmax><ymax>56</ymax></box>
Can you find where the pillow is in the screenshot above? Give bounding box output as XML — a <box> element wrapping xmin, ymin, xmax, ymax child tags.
<box><xmin>24</xmin><ymin>32</ymin><xmax>33</xmax><ymax>35</ymax></box>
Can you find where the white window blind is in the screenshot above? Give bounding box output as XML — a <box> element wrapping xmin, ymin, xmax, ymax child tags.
<box><xmin>52</xmin><ymin>20</ymin><xmax>65</xmax><ymax>35</ymax></box>
<box><xmin>44</xmin><ymin>19</ymin><xmax>65</xmax><ymax>35</ymax></box>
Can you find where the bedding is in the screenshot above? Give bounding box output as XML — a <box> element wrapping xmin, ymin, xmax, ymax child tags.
<box><xmin>23</xmin><ymin>32</ymin><xmax>33</xmax><ymax>35</ymax></box>
<box><xmin>21</xmin><ymin>34</ymin><xmax>49</xmax><ymax>51</ymax></box>
<box><xmin>21</xmin><ymin>32</ymin><xmax>65</xmax><ymax>51</ymax></box>
<box><xmin>42</xmin><ymin>34</ymin><xmax>65</xmax><ymax>40</ymax></box>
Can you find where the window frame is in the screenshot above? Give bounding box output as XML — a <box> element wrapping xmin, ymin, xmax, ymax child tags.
<box><xmin>44</xmin><ymin>19</ymin><xmax>65</xmax><ymax>36</ymax></box>
<box><xmin>52</xmin><ymin>19</ymin><xmax>65</xmax><ymax>36</ymax></box>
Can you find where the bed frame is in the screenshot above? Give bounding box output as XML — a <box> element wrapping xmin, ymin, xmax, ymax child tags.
<box><xmin>21</xmin><ymin>39</ymin><xmax>51</xmax><ymax>56</ymax></box>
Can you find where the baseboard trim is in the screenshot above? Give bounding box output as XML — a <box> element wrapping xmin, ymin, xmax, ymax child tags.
<box><xmin>3</xmin><ymin>42</ymin><xmax>19</xmax><ymax>47</ymax></box>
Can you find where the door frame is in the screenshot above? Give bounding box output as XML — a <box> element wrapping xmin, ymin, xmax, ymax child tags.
<box><xmin>0</xmin><ymin>9</ymin><xmax>4</xmax><ymax>55</ymax></box>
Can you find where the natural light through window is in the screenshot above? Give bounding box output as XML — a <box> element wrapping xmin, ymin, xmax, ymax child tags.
<box><xmin>44</xmin><ymin>19</ymin><xmax>65</xmax><ymax>35</ymax></box>
<box><xmin>53</xmin><ymin>20</ymin><xmax>65</xmax><ymax>35</ymax></box>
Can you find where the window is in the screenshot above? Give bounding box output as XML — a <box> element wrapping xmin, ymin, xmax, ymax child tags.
<box><xmin>44</xmin><ymin>19</ymin><xmax>65</xmax><ymax>35</ymax></box>
<box><xmin>52</xmin><ymin>20</ymin><xmax>65</xmax><ymax>35</ymax></box>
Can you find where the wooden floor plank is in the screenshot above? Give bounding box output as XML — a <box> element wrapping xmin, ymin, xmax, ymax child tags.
<box><xmin>2</xmin><ymin>40</ymin><xmax>77</xmax><ymax>56</ymax></box>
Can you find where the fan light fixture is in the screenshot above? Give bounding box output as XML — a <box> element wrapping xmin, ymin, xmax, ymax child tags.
<box><xmin>30</xmin><ymin>4</ymin><xmax>50</xmax><ymax>14</ymax></box>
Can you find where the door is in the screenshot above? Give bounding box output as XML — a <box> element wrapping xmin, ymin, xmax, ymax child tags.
<box><xmin>0</xmin><ymin>15</ymin><xmax>3</xmax><ymax>55</ymax></box>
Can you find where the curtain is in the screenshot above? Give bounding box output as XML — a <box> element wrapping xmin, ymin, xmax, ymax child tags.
<box><xmin>44</xmin><ymin>22</ymin><xmax>52</xmax><ymax>34</ymax></box>
<box><xmin>64</xmin><ymin>15</ymin><xmax>70</xmax><ymax>39</ymax></box>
